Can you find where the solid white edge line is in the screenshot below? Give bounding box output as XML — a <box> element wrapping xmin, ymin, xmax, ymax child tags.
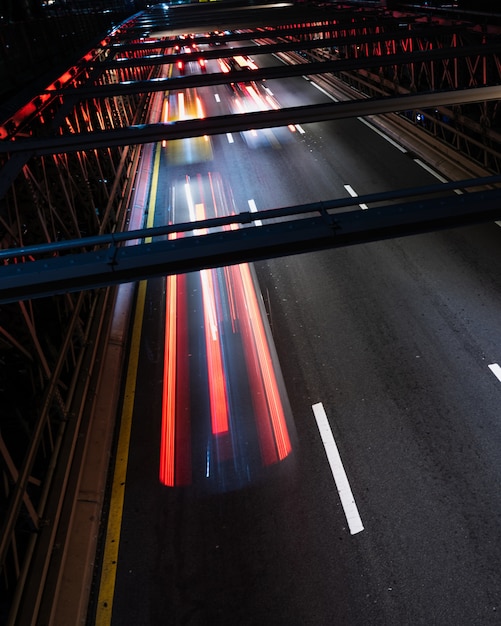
<box><xmin>413</xmin><ymin>158</ymin><xmax>449</xmax><ymax>183</ymax></box>
<box><xmin>488</xmin><ymin>363</ymin><xmax>501</xmax><ymax>383</ymax></box>
<box><xmin>312</xmin><ymin>402</ymin><xmax>364</xmax><ymax>535</ymax></box>
<box><xmin>311</xmin><ymin>82</ymin><xmax>339</xmax><ymax>101</ymax></box>
<box><xmin>413</xmin><ymin>158</ymin><xmax>464</xmax><ymax>196</ymax></box>
<box><xmin>358</xmin><ymin>118</ymin><xmax>407</xmax><ymax>153</ymax></box>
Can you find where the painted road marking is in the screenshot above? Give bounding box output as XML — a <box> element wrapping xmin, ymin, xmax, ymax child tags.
<box><xmin>312</xmin><ymin>402</ymin><xmax>364</xmax><ymax>535</ymax></box>
<box><xmin>488</xmin><ymin>363</ymin><xmax>501</xmax><ymax>382</ymax></box>
<box><xmin>248</xmin><ymin>198</ymin><xmax>262</xmax><ymax>226</ymax></box>
<box><xmin>95</xmin><ymin>281</ymin><xmax>147</xmax><ymax>625</ymax></box>
<box><xmin>95</xmin><ymin>142</ymin><xmax>162</xmax><ymax>625</ymax></box>
<box><xmin>214</xmin><ymin>93</ymin><xmax>221</xmax><ymax>103</ymax></box>
<box><xmin>359</xmin><ymin>118</ymin><xmax>408</xmax><ymax>153</ymax></box>
<box><xmin>226</xmin><ymin>132</ymin><xmax>234</xmax><ymax>144</ymax></box>
<box><xmin>344</xmin><ymin>183</ymin><xmax>368</xmax><ymax>210</ymax></box>
<box><xmin>311</xmin><ymin>81</ymin><xmax>339</xmax><ymax>101</ymax></box>
<box><xmin>413</xmin><ymin>158</ymin><xmax>463</xmax><ymax>195</ymax></box>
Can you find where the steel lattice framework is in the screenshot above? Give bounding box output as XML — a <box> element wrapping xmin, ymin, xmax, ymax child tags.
<box><xmin>1</xmin><ymin>1</ymin><xmax>501</xmax><ymax>623</ymax></box>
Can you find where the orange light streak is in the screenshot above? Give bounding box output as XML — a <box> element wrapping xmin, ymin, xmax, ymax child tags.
<box><xmin>174</xmin><ymin>273</ymin><xmax>192</xmax><ymax>485</ymax></box>
<box><xmin>160</xmin><ymin>272</ymin><xmax>178</xmax><ymax>486</ymax></box>
<box><xmin>160</xmin><ymin>232</ymin><xmax>192</xmax><ymax>487</ymax></box>
<box><xmin>245</xmin><ymin>85</ymin><xmax>263</xmax><ymax>107</ymax></box>
<box><xmin>234</xmin><ymin>263</ymin><xmax>292</xmax><ymax>462</ymax></box>
<box><xmin>201</xmin><ymin>268</ymin><xmax>230</xmax><ymax>436</ymax></box>
<box><xmin>161</xmin><ymin>97</ymin><xmax>169</xmax><ymax>147</ymax></box>
<box><xmin>224</xmin><ymin>266</ymin><xmax>238</xmax><ymax>331</ymax></box>
<box><xmin>196</xmin><ymin>96</ymin><xmax>205</xmax><ymax>119</ymax></box>
<box><xmin>178</xmin><ymin>92</ymin><xmax>185</xmax><ymax>119</ymax></box>
<box><xmin>218</xmin><ymin>59</ymin><xmax>231</xmax><ymax>73</ymax></box>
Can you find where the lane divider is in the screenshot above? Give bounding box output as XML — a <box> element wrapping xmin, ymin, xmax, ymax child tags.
<box><xmin>344</xmin><ymin>183</ymin><xmax>368</xmax><ymax>210</ymax></box>
<box><xmin>488</xmin><ymin>363</ymin><xmax>501</xmax><ymax>382</ymax></box>
<box><xmin>312</xmin><ymin>402</ymin><xmax>364</xmax><ymax>535</ymax></box>
<box><xmin>248</xmin><ymin>198</ymin><xmax>262</xmax><ymax>226</ymax></box>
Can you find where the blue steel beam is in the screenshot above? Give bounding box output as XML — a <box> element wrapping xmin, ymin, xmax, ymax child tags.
<box><xmin>2</xmin><ymin>85</ymin><xmax>500</xmax><ymax>156</ymax></box>
<box><xmin>1</xmin><ymin>186</ymin><xmax>501</xmax><ymax>304</ymax></box>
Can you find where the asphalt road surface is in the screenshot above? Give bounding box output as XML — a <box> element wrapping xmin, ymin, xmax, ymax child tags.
<box><xmin>93</xmin><ymin>43</ymin><xmax>501</xmax><ymax>626</ymax></box>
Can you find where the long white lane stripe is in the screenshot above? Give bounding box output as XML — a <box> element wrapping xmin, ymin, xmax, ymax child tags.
<box><xmin>359</xmin><ymin>118</ymin><xmax>407</xmax><ymax>153</ymax></box>
<box><xmin>488</xmin><ymin>363</ymin><xmax>501</xmax><ymax>382</ymax></box>
<box><xmin>413</xmin><ymin>158</ymin><xmax>463</xmax><ymax>195</ymax></box>
<box><xmin>312</xmin><ymin>402</ymin><xmax>364</xmax><ymax>535</ymax></box>
<box><xmin>311</xmin><ymin>82</ymin><xmax>339</xmax><ymax>101</ymax></box>
<box><xmin>413</xmin><ymin>158</ymin><xmax>448</xmax><ymax>183</ymax></box>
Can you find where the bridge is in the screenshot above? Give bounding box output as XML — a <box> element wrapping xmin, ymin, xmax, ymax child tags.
<box><xmin>1</xmin><ymin>1</ymin><xmax>501</xmax><ymax>623</ymax></box>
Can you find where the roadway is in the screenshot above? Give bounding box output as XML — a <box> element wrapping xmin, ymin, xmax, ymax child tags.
<box><xmin>90</xmin><ymin>43</ymin><xmax>501</xmax><ymax>625</ymax></box>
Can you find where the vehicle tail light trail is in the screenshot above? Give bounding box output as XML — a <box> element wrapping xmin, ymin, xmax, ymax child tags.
<box><xmin>232</xmin><ymin>263</ymin><xmax>292</xmax><ymax>463</ymax></box>
<box><xmin>196</xmin><ymin>201</ymin><xmax>230</xmax><ymax>437</ymax></box>
<box><xmin>159</xmin><ymin>174</ymin><xmax>295</xmax><ymax>491</ymax></box>
<box><xmin>160</xmin><ymin>237</ymin><xmax>191</xmax><ymax>487</ymax></box>
<box><xmin>200</xmin><ymin>266</ymin><xmax>230</xmax><ymax>437</ymax></box>
<box><xmin>160</xmin><ymin>272</ymin><xmax>177</xmax><ymax>487</ymax></box>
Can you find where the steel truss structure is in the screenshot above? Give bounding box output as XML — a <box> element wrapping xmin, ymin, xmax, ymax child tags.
<box><xmin>1</xmin><ymin>1</ymin><xmax>501</xmax><ymax>623</ymax></box>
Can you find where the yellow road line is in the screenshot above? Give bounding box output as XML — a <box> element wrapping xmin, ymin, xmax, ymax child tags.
<box><xmin>146</xmin><ymin>143</ymin><xmax>162</xmax><ymax>237</ymax></box>
<box><xmin>95</xmin><ymin>142</ymin><xmax>162</xmax><ymax>625</ymax></box>
<box><xmin>95</xmin><ymin>279</ymin><xmax>146</xmax><ymax>625</ymax></box>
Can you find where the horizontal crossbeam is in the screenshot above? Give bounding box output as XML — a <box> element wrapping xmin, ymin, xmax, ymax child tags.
<box><xmin>49</xmin><ymin>44</ymin><xmax>501</xmax><ymax>100</ymax></box>
<box><xmin>3</xmin><ymin>85</ymin><xmax>500</xmax><ymax>156</ymax></box>
<box><xmin>2</xmin><ymin>185</ymin><xmax>501</xmax><ymax>304</ymax></box>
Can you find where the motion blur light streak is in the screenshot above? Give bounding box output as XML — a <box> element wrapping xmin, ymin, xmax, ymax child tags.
<box><xmin>160</xmin><ymin>271</ymin><xmax>177</xmax><ymax>487</ymax></box>
<box><xmin>161</xmin><ymin>96</ymin><xmax>168</xmax><ymax>147</ymax></box>
<box><xmin>160</xmin><ymin>235</ymin><xmax>192</xmax><ymax>487</ymax></box>
<box><xmin>196</xmin><ymin>200</ymin><xmax>231</xmax><ymax>436</ymax></box>
<box><xmin>201</xmin><ymin>265</ymin><xmax>232</xmax><ymax>437</ymax></box>
<box><xmin>235</xmin><ymin>263</ymin><xmax>292</xmax><ymax>463</ymax></box>
<box><xmin>196</xmin><ymin>96</ymin><xmax>204</xmax><ymax>119</ymax></box>
<box><xmin>159</xmin><ymin>171</ymin><xmax>295</xmax><ymax>490</ymax></box>
<box><xmin>178</xmin><ymin>92</ymin><xmax>185</xmax><ymax>119</ymax></box>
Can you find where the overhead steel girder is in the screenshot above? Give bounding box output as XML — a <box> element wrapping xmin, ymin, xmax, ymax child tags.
<box><xmin>111</xmin><ymin>20</ymin><xmax>467</xmax><ymax>54</ymax></box>
<box><xmin>100</xmin><ymin>26</ymin><xmax>472</xmax><ymax>70</ymax></box>
<box><xmin>3</xmin><ymin>85</ymin><xmax>501</xmax><ymax>157</ymax></box>
<box><xmin>49</xmin><ymin>44</ymin><xmax>501</xmax><ymax>100</ymax></box>
<box><xmin>1</xmin><ymin>185</ymin><xmax>501</xmax><ymax>304</ymax></box>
